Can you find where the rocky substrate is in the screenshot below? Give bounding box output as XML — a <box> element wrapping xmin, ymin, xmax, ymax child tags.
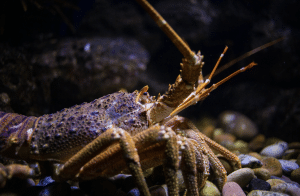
<box><xmin>0</xmin><ymin>110</ymin><xmax>299</xmax><ymax>196</ymax></box>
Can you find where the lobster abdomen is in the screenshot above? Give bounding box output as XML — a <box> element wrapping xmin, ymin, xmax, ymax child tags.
<box><xmin>0</xmin><ymin>111</ymin><xmax>38</xmax><ymax>160</ymax></box>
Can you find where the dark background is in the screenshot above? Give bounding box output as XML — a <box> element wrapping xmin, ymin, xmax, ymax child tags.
<box><xmin>0</xmin><ymin>0</ymin><xmax>299</xmax><ymax>142</ymax></box>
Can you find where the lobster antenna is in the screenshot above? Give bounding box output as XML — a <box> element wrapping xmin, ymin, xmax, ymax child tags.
<box><xmin>205</xmin><ymin>37</ymin><xmax>284</xmax><ymax>79</ymax></box>
<box><xmin>135</xmin><ymin>0</ymin><xmax>195</xmax><ymax>59</ymax></box>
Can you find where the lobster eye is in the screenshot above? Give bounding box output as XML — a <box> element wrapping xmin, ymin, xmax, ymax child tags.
<box><xmin>143</xmin><ymin>92</ymin><xmax>148</xmax><ymax>95</ymax></box>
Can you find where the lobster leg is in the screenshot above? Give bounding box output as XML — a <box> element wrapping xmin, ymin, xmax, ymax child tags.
<box><xmin>76</xmin><ymin>125</ymin><xmax>181</xmax><ymax>196</ymax></box>
<box><xmin>55</xmin><ymin>127</ymin><xmax>151</xmax><ymax>196</ymax></box>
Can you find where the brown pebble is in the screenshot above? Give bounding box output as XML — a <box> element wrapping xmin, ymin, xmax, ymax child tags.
<box><xmin>297</xmin><ymin>154</ymin><xmax>300</xmax><ymax>166</ymax></box>
<box><xmin>267</xmin><ymin>179</ymin><xmax>285</xmax><ymax>187</ymax></box>
<box><xmin>149</xmin><ymin>185</ymin><xmax>167</xmax><ymax>196</ymax></box>
<box><xmin>253</xmin><ymin>168</ymin><xmax>271</xmax><ymax>181</ymax></box>
<box><xmin>199</xmin><ymin>180</ymin><xmax>220</xmax><ymax>196</ymax></box>
<box><xmin>222</xmin><ymin>182</ymin><xmax>246</xmax><ymax>196</ymax></box>
<box><xmin>261</xmin><ymin>157</ymin><xmax>283</xmax><ymax>177</ymax></box>
<box><xmin>214</xmin><ymin>133</ymin><xmax>236</xmax><ymax>144</ymax></box>
<box><xmin>234</xmin><ymin>140</ymin><xmax>249</xmax><ymax>154</ymax></box>
<box><xmin>282</xmin><ymin>149</ymin><xmax>300</xmax><ymax>160</ymax></box>
<box><xmin>265</xmin><ymin>137</ymin><xmax>283</xmax><ymax>147</ymax></box>
<box><xmin>218</xmin><ymin>156</ymin><xmax>234</xmax><ymax>174</ymax></box>
<box><xmin>288</xmin><ymin>142</ymin><xmax>300</xmax><ymax>149</ymax></box>
<box><xmin>218</xmin><ymin>111</ymin><xmax>258</xmax><ymax>140</ymax></box>
<box><xmin>227</xmin><ymin>168</ymin><xmax>255</xmax><ymax>188</ymax></box>
<box><xmin>248</xmin><ymin>152</ymin><xmax>263</xmax><ymax>161</ymax></box>
<box><xmin>202</xmin><ymin>125</ymin><xmax>215</xmax><ymax>139</ymax></box>
<box><xmin>290</xmin><ymin>168</ymin><xmax>300</xmax><ymax>184</ymax></box>
<box><xmin>249</xmin><ymin>134</ymin><xmax>266</xmax><ymax>152</ymax></box>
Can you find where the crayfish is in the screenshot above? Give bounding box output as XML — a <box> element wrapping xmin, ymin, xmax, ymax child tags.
<box><xmin>0</xmin><ymin>0</ymin><xmax>267</xmax><ymax>195</ymax></box>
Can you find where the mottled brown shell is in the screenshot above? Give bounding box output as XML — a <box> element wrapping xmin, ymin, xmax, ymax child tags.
<box><xmin>30</xmin><ymin>91</ymin><xmax>149</xmax><ymax>162</ymax></box>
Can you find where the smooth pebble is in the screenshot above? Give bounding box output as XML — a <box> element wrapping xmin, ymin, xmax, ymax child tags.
<box><xmin>260</xmin><ymin>142</ymin><xmax>288</xmax><ymax>158</ymax></box>
<box><xmin>149</xmin><ymin>185</ymin><xmax>167</xmax><ymax>196</ymax></box>
<box><xmin>239</xmin><ymin>154</ymin><xmax>263</xmax><ymax>168</ymax></box>
<box><xmin>278</xmin><ymin>159</ymin><xmax>299</xmax><ymax>175</ymax></box>
<box><xmin>271</xmin><ymin>182</ymin><xmax>300</xmax><ymax>196</ymax></box>
<box><xmin>218</xmin><ymin>111</ymin><xmax>258</xmax><ymax>140</ymax></box>
<box><xmin>227</xmin><ymin>168</ymin><xmax>255</xmax><ymax>188</ymax></box>
<box><xmin>261</xmin><ymin>157</ymin><xmax>283</xmax><ymax>177</ymax></box>
<box><xmin>291</xmin><ymin>167</ymin><xmax>300</xmax><ymax>184</ymax></box>
<box><xmin>249</xmin><ymin>134</ymin><xmax>266</xmax><ymax>152</ymax></box>
<box><xmin>199</xmin><ymin>180</ymin><xmax>220</xmax><ymax>196</ymax></box>
<box><xmin>222</xmin><ymin>182</ymin><xmax>246</xmax><ymax>196</ymax></box>
<box><xmin>267</xmin><ymin>178</ymin><xmax>285</xmax><ymax>187</ymax></box>
<box><xmin>248</xmin><ymin>178</ymin><xmax>271</xmax><ymax>191</ymax></box>
<box><xmin>248</xmin><ymin>190</ymin><xmax>289</xmax><ymax>196</ymax></box>
<box><xmin>234</xmin><ymin>140</ymin><xmax>249</xmax><ymax>153</ymax></box>
<box><xmin>253</xmin><ymin>168</ymin><xmax>271</xmax><ymax>181</ymax></box>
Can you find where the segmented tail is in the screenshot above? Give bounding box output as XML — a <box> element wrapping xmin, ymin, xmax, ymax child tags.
<box><xmin>0</xmin><ymin>111</ymin><xmax>38</xmax><ymax>159</ymax></box>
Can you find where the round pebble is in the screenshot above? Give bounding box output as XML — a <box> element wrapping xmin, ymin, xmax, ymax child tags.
<box><xmin>278</xmin><ymin>159</ymin><xmax>299</xmax><ymax>175</ymax></box>
<box><xmin>267</xmin><ymin>178</ymin><xmax>285</xmax><ymax>187</ymax></box>
<box><xmin>218</xmin><ymin>156</ymin><xmax>234</xmax><ymax>174</ymax></box>
<box><xmin>291</xmin><ymin>167</ymin><xmax>300</xmax><ymax>184</ymax></box>
<box><xmin>234</xmin><ymin>140</ymin><xmax>249</xmax><ymax>153</ymax></box>
<box><xmin>282</xmin><ymin>149</ymin><xmax>300</xmax><ymax>160</ymax></box>
<box><xmin>218</xmin><ymin>111</ymin><xmax>258</xmax><ymax>140</ymax></box>
<box><xmin>248</xmin><ymin>178</ymin><xmax>271</xmax><ymax>191</ymax></box>
<box><xmin>227</xmin><ymin>168</ymin><xmax>255</xmax><ymax>188</ymax></box>
<box><xmin>222</xmin><ymin>182</ymin><xmax>246</xmax><ymax>196</ymax></box>
<box><xmin>149</xmin><ymin>185</ymin><xmax>167</xmax><ymax>196</ymax></box>
<box><xmin>271</xmin><ymin>182</ymin><xmax>300</xmax><ymax>196</ymax></box>
<box><xmin>248</xmin><ymin>152</ymin><xmax>263</xmax><ymax>161</ymax></box>
<box><xmin>214</xmin><ymin>133</ymin><xmax>236</xmax><ymax>144</ymax></box>
<box><xmin>288</xmin><ymin>142</ymin><xmax>300</xmax><ymax>149</ymax></box>
<box><xmin>261</xmin><ymin>157</ymin><xmax>283</xmax><ymax>177</ymax></box>
<box><xmin>248</xmin><ymin>190</ymin><xmax>290</xmax><ymax>196</ymax></box>
<box><xmin>199</xmin><ymin>180</ymin><xmax>220</xmax><ymax>196</ymax></box>
<box><xmin>249</xmin><ymin>134</ymin><xmax>266</xmax><ymax>152</ymax></box>
<box><xmin>260</xmin><ymin>142</ymin><xmax>289</xmax><ymax>158</ymax></box>
<box><xmin>253</xmin><ymin>168</ymin><xmax>271</xmax><ymax>181</ymax></box>
<box><xmin>238</xmin><ymin>154</ymin><xmax>263</xmax><ymax>168</ymax></box>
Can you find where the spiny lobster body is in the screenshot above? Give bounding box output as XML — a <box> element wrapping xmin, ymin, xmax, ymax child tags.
<box><xmin>0</xmin><ymin>0</ymin><xmax>262</xmax><ymax>195</ymax></box>
<box><xmin>0</xmin><ymin>91</ymin><xmax>149</xmax><ymax>163</ymax></box>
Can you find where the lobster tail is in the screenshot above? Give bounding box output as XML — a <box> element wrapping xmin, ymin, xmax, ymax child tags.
<box><xmin>0</xmin><ymin>111</ymin><xmax>37</xmax><ymax>159</ymax></box>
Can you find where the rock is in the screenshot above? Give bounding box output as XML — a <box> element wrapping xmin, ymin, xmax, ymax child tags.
<box><xmin>248</xmin><ymin>178</ymin><xmax>271</xmax><ymax>191</ymax></box>
<box><xmin>214</xmin><ymin>133</ymin><xmax>236</xmax><ymax>144</ymax></box>
<box><xmin>289</xmin><ymin>142</ymin><xmax>300</xmax><ymax>149</ymax></box>
<box><xmin>267</xmin><ymin>178</ymin><xmax>285</xmax><ymax>188</ymax></box>
<box><xmin>227</xmin><ymin>168</ymin><xmax>255</xmax><ymax>188</ymax></box>
<box><xmin>249</xmin><ymin>134</ymin><xmax>266</xmax><ymax>152</ymax></box>
<box><xmin>248</xmin><ymin>152</ymin><xmax>263</xmax><ymax>161</ymax></box>
<box><xmin>37</xmin><ymin>176</ymin><xmax>55</xmax><ymax>186</ymax></box>
<box><xmin>218</xmin><ymin>111</ymin><xmax>258</xmax><ymax>140</ymax></box>
<box><xmin>261</xmin><ymin>157</ymin><xmax>283</xmax><ymax>177</ymax></box>
<box><xmin>278</xmin><ymin>159</ymin><xmax>299</xmax><ymax>176</ymax></box>
<box><xmin>38</xmin><ymin>182</ymin><xmax>71</xmax><ymax>196</ymax></box>
<box><xmin>265</xmin><ymin>138</ymin><xmax>283</xmax><ymax>147</ymax></box>
<box><xmin>260</xmin><ymin>142</ymin><xmax>289</xmax><ymax>158</ymax></box>
<box><xmin>248</xmin><ymin>190</ymin><xmax>290</xmax><ymax>196</ymax></box>
<box><xmin>127</xmin><ymin>188</ymin><xmax>140</xmax><ymax>196</ymax></box>
<box><xmin>291</xmin><ymin>168</ymin><xmax>300</xmax><ymax>184</ymax></box>
<box><xmin>238</xmin><ymin>154</ymin><xmax>263</xmax><ymax>168</ymax></box>
<box><xmin>282</xmin><ymin>149</ymin><xmax>300</xmax><ymax>160</ymax></box>
<box><xmin>234</xmin><ymin>140</ymin><xmax>249</xmax><ymax>154</ymax></box>
<box><xmin>271</xmin><ymin>182</ymin><xmax>300</xmax><ymax>196</ymax></box>
<box><xmin>199</xmin><ymin>180</ymin><xmax>220</xmax><ymax>196</ymax></box>
<box><xmin>222</xmin><ymin>182</ymin><xmax>245</xmax><ymax>196</ymax></box>
<box><xmin>218</xmin><ymin>156</ymin><xmax>234</xmax><ymax>174</ymax></box>
<box><xmin>149</xmin><ymin>185</ymin><xmax>168</xmax><ymax>196</ymax></box>
<box><xmin>253</xmin><ymin>168</ymin><xmax>271</xmax><ymax>181</ymax></box>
